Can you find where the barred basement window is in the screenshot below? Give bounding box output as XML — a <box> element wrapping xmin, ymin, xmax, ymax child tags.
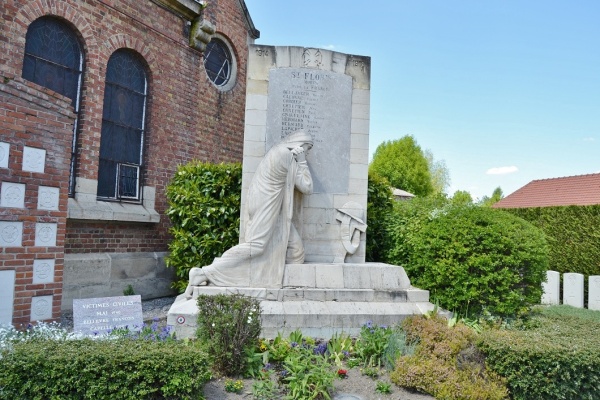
<box><xmin>97</xmin><ymin>49</ymin><xmax>148</xmax><ymax>201</ymax></box>
<box><xmin>22</xmin><ymin>16</ymin><xmax>84</xmax><ymax>196</ymax></box>
<box><xmin>203</xmin><ymin>38</ymin><xmax>235</xmax><ymax>88</ymax></box>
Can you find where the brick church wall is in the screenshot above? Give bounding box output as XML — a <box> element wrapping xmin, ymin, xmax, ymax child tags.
<box><xmin>1</xmin><ymin>0</ymin><xmax>256</xmax><ymax>322</ymax></box>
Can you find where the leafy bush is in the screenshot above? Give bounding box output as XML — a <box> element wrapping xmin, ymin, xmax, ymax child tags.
<box><xmin>0</xmin><ymin>338</ymin><xmax>211</xmax><ymax>400</ymax></box>
<box><xmin>506</xmin><ymin>205</ymin><xmax>600</xmax><ymax>283</ymax></box>
<box><xmin>166</xmin><ymin>161</ymin><xmax>242</xmax><ymax>292</ymax></box>
<box><xmin>386</xmin><ymin>201</ymin><xmax>549</xmax><ymax>316</ymax></box>
<box><xmin>196</xmin><ymin>293</ymin><xmax>262</xmax><ymax>376</ymax></box>
<box><xmin>366</xmin><ymin>171</ymin><xmax>394</xmax><ymax>262</ymax></box>
<box><xmin>391</xmin><ymin>314</ymin><xmax>508</xmax><ymax>400</ymax></box>
<box><xmin>478</xmin><ymin>305</ymin><xmax>600</xmax><ymax>400</ymax></box>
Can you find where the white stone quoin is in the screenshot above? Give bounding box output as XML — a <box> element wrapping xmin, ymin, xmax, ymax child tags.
<box><xmin>563</xmin><ymin>272</ymin><xmax>584</xmax><ymax>308</ymax></box>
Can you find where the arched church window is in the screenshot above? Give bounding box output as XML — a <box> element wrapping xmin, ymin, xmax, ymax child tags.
<box><xmin>97</xmin><ymin>49</ymin><xmax>148</xmax><ymax>201</ymax></box>
<box><xmin>22</xmin><ymin>16</ymin><xmax>84</xmax><ymax>195</ymax></box>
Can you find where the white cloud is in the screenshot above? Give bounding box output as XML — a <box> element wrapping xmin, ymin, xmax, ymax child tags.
<box><xmin>583</xmin><ymin>137</ymin><xmax>595</xmax><ymax>142</ymax></box>
<box><xmin>486</xmin><ymin>166</ymin><xmax>518</xmax><ymax>175</ymax></box>
<box><xmin>321</xmin><ymin>44</ymin><xmax>336</xmax><ymax>50</ymax></box>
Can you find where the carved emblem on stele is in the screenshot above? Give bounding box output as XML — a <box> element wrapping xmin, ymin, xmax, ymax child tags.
<box><xmin>303</xmin><ymin>48</ymin><xmax>323</xmax><ymax>69</ymax></box>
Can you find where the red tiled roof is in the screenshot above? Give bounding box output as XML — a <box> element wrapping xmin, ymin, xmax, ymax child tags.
<box><xmin>493</xmin><ymin>173</ymin><xmax>600</xmax><ymax>209</ymax></box>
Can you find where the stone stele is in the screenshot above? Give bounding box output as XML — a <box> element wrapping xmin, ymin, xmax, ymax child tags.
<box><xmin>167</xmin><ymin>46</ymin><xmax>435</xmax><ymax>338</ymax></box>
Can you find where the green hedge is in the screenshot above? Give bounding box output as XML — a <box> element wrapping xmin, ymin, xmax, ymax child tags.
<box><xmin>0</xmin><ymin>339</ymin><xmax>211</xmax><ymax>399</ymax></box>
<box><xmin>386</xmin><ymin>200</ymin><xmax>549</xmax><ymax>316</ymax></box>
<box><xmin>166</xmin><ymin>162</ymin><xmax>242</xmax><ymax>292</ymax></box>
<box><xmin>505</xmin><ymin>205</ymin><xmax>600</xmax><ymax>277</ymax></box>
<box><xmin>366</xmin><ymin>171</ymin><xmax>394</xmax><ymax>262</ymax></box>
<box><xmin>478</xmin><ymin>306</ymin><xmax>600</xmax><ymax>400</ymax></box>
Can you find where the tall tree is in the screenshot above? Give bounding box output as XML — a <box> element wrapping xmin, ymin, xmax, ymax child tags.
<box><xmin>369</xmin><ymin>136</ymin><xmax>434</xmax><ymax>197</ymax></box>
<box><xmin>451</xmin><ymin>190</ymin><xmax>474</xmax><ymax>205</ymax></box>
<box><xmin>479</xmin><ymin>187</ymin><xmax>504</xmax><ymax>207</ymax></box>
<box><xmin>424</xmin><ymin>149</ymin><xmax>451</xmax><ymax>195</ymax></box>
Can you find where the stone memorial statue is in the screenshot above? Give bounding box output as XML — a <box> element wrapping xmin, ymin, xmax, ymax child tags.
<box><xmin>184</xmin><ymin>131</ymin><xmax>314</xmax><ymax>297</ymax></box>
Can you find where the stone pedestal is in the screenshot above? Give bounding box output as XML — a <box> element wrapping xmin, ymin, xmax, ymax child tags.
<box><xmin>167</xmin><ymin>263</ymin><xmax>434</xmax><ymax>339</ymax></box>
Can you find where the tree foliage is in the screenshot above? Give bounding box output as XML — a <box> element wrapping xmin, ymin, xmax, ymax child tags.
<box><xmin>366</xmin><ymin>171</ymin><xmax>394</xmax><ymax>262</ymax></box>
<box><xmin>479</xmin><ymin>187</ymin><xmax>504</xmax><ymax>207</ymax></box>
<box><xmin>369</xmin><ymin>136</ymin><xmax>434</xmax><ymax>197</ymax></box>
<box><xmin>424</xmin><ymin>149</ymin><xmax>450</xmax><ymax>195</ymax></box>
<box><xmin>451</xmin><ymin>190</ymin><xmax>474</xmax><ymax>205</ymax></box>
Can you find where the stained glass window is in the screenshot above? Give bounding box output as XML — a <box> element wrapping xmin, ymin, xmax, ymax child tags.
<box><xmin>203</xmin><ymin>39</ymin><xmax>232</xmax><ymax>87</ymax></box>
<box><xmin>22</xmin><ymin>17</ymin><xmax>83</xmax><ymax>106</ymax></box>
<box><xmin>22</xmin><ymin>16</ymin><xmax>84</xmax><ymax>196</ymax></box>
<box><xmin>97</xmin><ymin>49</ymin><xmax>147</xmax><ymax>201</ymax></box>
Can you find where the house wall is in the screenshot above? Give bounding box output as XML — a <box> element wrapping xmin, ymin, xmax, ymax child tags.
<box><xmin>0</xmin><ymin>0</ymin><xmax>255</xmax><ymax>320</ymax></box>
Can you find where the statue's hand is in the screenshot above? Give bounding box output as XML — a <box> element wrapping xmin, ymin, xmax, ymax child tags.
<box><xmin>291</xmin><ymin>146</ymin><xmax>306</xmax><ymax>162</ymax></box>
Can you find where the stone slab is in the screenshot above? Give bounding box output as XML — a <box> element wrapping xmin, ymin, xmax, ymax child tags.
<box><xmin>589</xmin><ymin>275</ymin><xmax>600</xmax><ymax>311</ymax></box>
<box><xmin>31</xmin><ymin>295</ymin><xmax>53</xmax><ymax>321</ymax></box>
<box><xmin>266</xmin><ymin>68</ymin><xmax>353</xmax><ymax>194</ymax></box>
<box><xmin>22</xmin><ymin>146</ymin><xmax>46</xmax><ymax>173</ymax></box>
<box><xmin>37</xmin><ymin>186</ymin><xmax>60</xmax><ymax>210</ymax></box>
<box><xmin>563</xmin><ymin>272</ymin><xmax>584</xmax><ymax>308</ymax></box>
<box><xmin>0</xmin><ymin>270</ymin><xmax>15</xmax><ymax>325</ymax></box>
<box><xmin>35</xmin><ymin>222</ymin><xmax>57</xmax><ymax>247</ymax></box>
<box><xmin>73</xmin><ymin>295</ymin><xmax>143</xmax><ymax>335</ymax></box>
<box><xmin>0</xmin><ymin>221</ymin><xmax>23</xmax><ymax>247</ymax></box>
<box><xmin>167</xmin><ymin>293</ymin><xmax>434</xmax><ymax>339</ymax></box>
<box><xmin>33</xmin><ymin>259</ymin><xmax>55</xmax><ymax>284</ymax></box>
<box><xmin>1</xmin><ymin>182</ymin><xmax>25</xmax><ymax>208</ymax></box>
<box><xmin>541</xmin><ymin>270</ymin><xmax>560</xmax><ymax>305</ymax></box>
<box><xmin>0</xmin><ymin>142</ymin><xmax>9</xmax><ymax>169</ymax></box>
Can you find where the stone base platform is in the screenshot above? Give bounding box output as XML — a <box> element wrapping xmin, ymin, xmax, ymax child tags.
<box><xmin>167</xmin><ymin>263</ymin><xmax>435</xmax><ymax>339</ymax></box>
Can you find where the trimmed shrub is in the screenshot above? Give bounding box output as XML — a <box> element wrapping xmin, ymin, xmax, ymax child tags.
<box><xmin>366</xmin><ymin>171</ymin><xmax>394</xmax><ymax>262</ymax></box>
<box><xmin>386</xmin><ymin>201</ymin><xmax>549</xmax><ymax>316</ymax></box>
<box><xmin>196</xmin><ymin>294</ymin><xmax>261</xmax><ymax>376</ymax></box>
<box><xmin>391</xmin><ymin>314</ymin><xmax>508</xmax><ymax>400</ymax></box>
<box><xmin>478</xmin><ymin>305</ymin><xmax>600</xmax><ymax>400</ymax></box>
<box><xmin>166</xmin><ymin>161</ymin><xmax>242</xmax><ymax>292</ymax></box>
<box><xmin>0</xmin><ymin>338</ymin><xmax>211</xmax><ymax>399</ymax></box>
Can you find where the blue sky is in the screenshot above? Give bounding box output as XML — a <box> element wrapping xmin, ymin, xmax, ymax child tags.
<box><xmin>245</xmin><ymin>1</ymin><xmax>600</xmax><ymax>199</ymax></box>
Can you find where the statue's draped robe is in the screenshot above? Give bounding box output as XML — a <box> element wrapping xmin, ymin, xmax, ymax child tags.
<box><xmin>202</xmin><ymin>144</ymin><xmax>312</xmax><ymax>287</ymax></box>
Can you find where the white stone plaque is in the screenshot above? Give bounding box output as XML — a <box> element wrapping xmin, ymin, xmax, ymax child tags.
<box><xmin>541</xmin><ymin>270</ymin><xmax>560</xmax><ymax>305</ymax></box>
<box><xmin>1</xmin><ymin>182</ymin><xmax>26</xmax><ymax>208</ymax></box>
<box><xmin>35</xmin><ymin>223</ymin><xmax>57</xmax><ymax>247</ymax></box>
<box><xmin>33</xmin><ymin>259</ymin><xmax>55</xmax><ymax>284</ymax></box>
<box><xmin>31</xmin><ymin>295</ymin><xmax>53</xmax><ymax>321</ymax></box>
<box><xmin>0</xmin><ymin>270</ymin><xmax>15</xmax><ymax>325</ymax></box>
<box><xmin>589</xmin><ymin>275</ymin><xmax>600</xmax><ymax>311</ymax></box>
<box><xmin>0</xmin><ymin>142</ymin><xmax>9</xmax><ymax>169</ymax></box>
<box><xmin>266</xmin><ymin>68</ymin><xmax>352</xmax><ymax>194</ymax></box>
<box><xmin>73</xmin><ymin>295</ymin><xmax>143</xmax><ymax>336</ymax></box>
<box><xmin>22</xmin><ymin>146</ymin><xmax>46</xmax><ymax>173</ymax></box>
<box><xmin>37</xmin><ymin>186</ymin><xmax>60</xmax><ymax>210</ymax></box>
<box><xmin>0</xmin><ymin>221</ymin><xmax>23</xmax><ymax>247</ymax></box>
<box><xmin>563</xmin><ymin>272</ymin><xmax>584</xmax><ymax>308</ymax></box>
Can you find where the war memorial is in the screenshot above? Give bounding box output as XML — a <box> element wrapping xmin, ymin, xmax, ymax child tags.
<box><xmin>167</xmin><ymin>45</ymin><xmax>435</xmax><ymax>338</ymax></box>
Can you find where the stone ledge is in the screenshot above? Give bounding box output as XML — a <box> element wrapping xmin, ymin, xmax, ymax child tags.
<box><xmin>68</xmin><ymin>198</ymin><xmax>160</xmax><ymax>223</ymax></box>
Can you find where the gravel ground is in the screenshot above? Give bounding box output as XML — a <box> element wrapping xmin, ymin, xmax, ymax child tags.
<box><xmin>60</xmin><ymin>296</ymin><xmax>434</xmax><ymax>399</ymax></box>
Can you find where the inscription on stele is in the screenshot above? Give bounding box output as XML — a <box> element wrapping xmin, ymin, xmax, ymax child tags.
<box><xmin>266</xmin><ymin>68</ymin><xmax>352</xmax><ymax>194</ymax></box>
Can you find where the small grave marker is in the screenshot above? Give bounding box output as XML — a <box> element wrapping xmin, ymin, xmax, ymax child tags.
<box><xmin>73</xmin><ymin>295</ymin><xmax>143</xmax><ymax>336</ymax></box>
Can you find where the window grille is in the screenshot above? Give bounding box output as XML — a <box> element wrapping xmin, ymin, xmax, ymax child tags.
<box><xmin>203</xmin><ymin>39</ymin><xmax>232</xmax><ymax>87</ymax></box>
